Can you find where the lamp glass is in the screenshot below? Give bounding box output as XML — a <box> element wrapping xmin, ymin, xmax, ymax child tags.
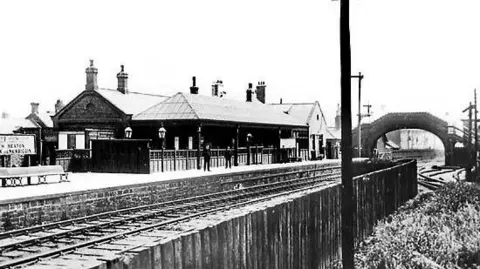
<box><xmin>158</xmin><ymin>126</ymin><xmax>166</xmax><ymax>139</ymax></box>
<box><xmin>124</xmin><ymin>127</ymin><xmax>132</xmax><ymax>138</ymax></box>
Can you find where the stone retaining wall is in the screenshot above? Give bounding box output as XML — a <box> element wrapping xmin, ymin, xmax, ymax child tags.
<box><xmin>0</xmin><ymin>162</ymin><xmax>339</xmax><ymax>231</ymax></box>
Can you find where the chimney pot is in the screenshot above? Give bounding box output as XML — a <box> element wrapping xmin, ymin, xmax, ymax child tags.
<box><xmin>246</xmin><ymin>83</ymin><xmax>253</xmax><ymax>102</ymax></box>
<box><xmin>280</xmin><ymin>98</ymin><xmax>283</xmax><ymax>104</ymax></box>
<box><xmin>55</xmin><ymin>99</ymin><xmax>65</xmax><ymax>113</ymax></box>
<box><xmin>30</xmin><ymin>102</ymin><xmax>39</xmax><ymax>114</ymax></box>
<box><xmin>211</xmin><ymin>79</ymin><xmax>223</xmax><ymax>97</ymax></box>
<box><xmin>190</xmin><ymin>76</ymin><xmax>199</xmax><ymax>94</ymax></box>
<box><xmin>117</xmin><ymin>65</ymin><xmax>129</xmax><ymax>94</ymax></box>
<box><xmin>255</xmin><ymin>81</ymin><xmax>266</xmax><ymax>104</ymax></box>
<box><xmin>85</xmin><ymin>59</ymin><xmax>98</xmax><ymax>91</ymax></box>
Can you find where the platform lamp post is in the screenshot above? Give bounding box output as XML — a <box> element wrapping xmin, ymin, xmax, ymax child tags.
<box><xmin>246</xmin><ymin>133</ymin><xmax>252</xmax><ymax>165</ymax></box>
<box><xmin>197</xmin><ymin>126</ymin><xmax>202</xmax><ymax>170</ymax></box>
<box><xmin>124</xmin><ymin>127</ymin><xmax>132</xmax><ymax>139</ymax></box>
<box><xmin>158</xmin><ymin>123</ymin><xmax>167</xmax><ymax>172</ymax></box>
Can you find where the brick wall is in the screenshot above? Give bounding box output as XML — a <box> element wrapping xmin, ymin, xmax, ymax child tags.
<box><xmin>0</xmin><ymin>162</ymin><xmax>339</xmax><ymax>232</ymax></box>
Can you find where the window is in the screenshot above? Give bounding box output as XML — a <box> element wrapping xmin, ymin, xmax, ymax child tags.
<box><xmin>67</xmin><ymin>134</ymin><xmax>76</xmax><ymax>149</ymax></box>
<box><xmin>58</xmin><ymin>133</ymin><xmax>67</xmax><ymax>149</ymax></box>
<box><xmin>58</xmin><ymin>132</ymin><xmax>86</xmax><ymax>150</ymax></box>
<box><xmin>85</xmin><ymin>102</ymin><xmax>95</xmax><ymax>110</ymax></box>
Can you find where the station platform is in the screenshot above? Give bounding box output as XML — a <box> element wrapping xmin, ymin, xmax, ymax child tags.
<box><xmin>0</xmin><ymin>160</ymin><xmax>341</xmax><ymax>204</ymax></box>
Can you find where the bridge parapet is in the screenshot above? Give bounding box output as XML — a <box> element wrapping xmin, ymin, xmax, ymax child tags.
<box><xmin>352</xmin><ymin>112</ymin><xmax>460</xmax><ymax>164</ymax></box>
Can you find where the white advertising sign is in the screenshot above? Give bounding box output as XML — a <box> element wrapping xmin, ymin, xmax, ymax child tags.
<box><xmin>174</xmin><ymin>137</ymin><xmax>179</xmax><ymax>150</ymax></box>
<box><xmin>188</xmin><ymin>137</ymin><xmax>193</xmax><ymax>149</ymax></box>
<box><xmin>280</xmin><ymin>138</ymin><xmax>296</xmax><ymax>149</ymax></box>
<box><xmin>0</xmin><ymin>135</ymin><xmax>36</xmax><ymax>155</ymax></box>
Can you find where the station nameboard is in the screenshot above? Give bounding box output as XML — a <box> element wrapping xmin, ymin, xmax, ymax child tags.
<box><xmin>0</xmin><ymin>135</ymin><xmax>36</xmax><ymax>155</ymax></box>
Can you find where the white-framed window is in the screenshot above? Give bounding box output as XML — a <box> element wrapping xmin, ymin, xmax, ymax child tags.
<box><xmin>58</xmin><ymin>131</ymin><xmax>85</xmax><ymax>150</ymax></box>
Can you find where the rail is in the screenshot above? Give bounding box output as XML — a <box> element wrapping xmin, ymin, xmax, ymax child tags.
<box><xmin>0</xmin><ymin>166</ymin><xmax>339</xmax><ymax>268</ymax></box>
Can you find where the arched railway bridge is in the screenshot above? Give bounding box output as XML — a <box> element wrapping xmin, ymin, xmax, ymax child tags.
<box><xmin>352</xmin><ymin>112</ymin><xmax>464</xmax><ymax>165</ymax></box>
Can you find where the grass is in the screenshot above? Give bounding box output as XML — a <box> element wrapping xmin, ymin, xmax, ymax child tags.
<box><xmin>337</xmin><ymin>182</ymin><xmax>480</xmax><ymax>269</ymax></box>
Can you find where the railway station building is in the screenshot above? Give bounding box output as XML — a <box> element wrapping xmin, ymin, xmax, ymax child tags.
<box><xmin>50</xmin><ymin>61</ymin><xmax>310</xmax><ymax>171</ymax></box>
<box><xmin>270</xmin><ymin>101</ymin><xmax>329</xmax><ymax>160</ymax></box>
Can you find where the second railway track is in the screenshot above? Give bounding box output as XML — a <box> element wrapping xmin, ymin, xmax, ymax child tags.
<box><xmin>0</xmin><ymin>166</ymin><xmax>340</xmax><ymax>269</ymax></box>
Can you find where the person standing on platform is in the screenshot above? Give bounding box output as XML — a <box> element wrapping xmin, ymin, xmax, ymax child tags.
<box><xmin>203</xmin><ymin>142</ymin><xmax>211</xmax><ymax>171</ymax></box>
<box><xmin>225</xmin><ymin>146</ymin><xmax>232</xmax><ymax>169</ymax></box>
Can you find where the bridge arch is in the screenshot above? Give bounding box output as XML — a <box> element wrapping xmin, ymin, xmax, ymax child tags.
<box><xmin>352</xmin><ymin>112</ymin><xmax>459</xmax><ymax>164</ymax></box>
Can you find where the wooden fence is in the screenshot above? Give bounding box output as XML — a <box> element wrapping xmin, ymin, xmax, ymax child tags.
<box><xmin>351</xmin><ymin>159</ymin><xmax>417</xmax><ymax>246</ymax></box>
<box><xmin>120</xmin><ymin>159</ymin><xmax>418</xmax><ymax>268</ymax></box>
<box><xmin>56</xmin><ymin>146</ymin><xmax>310</xmax><ymax>173</ymax></box>
<box><xmin>150</xmin><ymin>147</ymin><xmax>310</xmax><ymax>173</ymax></box>
<box><xmin>55</xmin><ymin>149</ymin><xmax>91</xmax><ymax>172</ymax></box>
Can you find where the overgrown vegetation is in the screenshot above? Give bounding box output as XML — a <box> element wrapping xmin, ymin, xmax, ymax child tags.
<box><xmin>339</xmin><ymin>182</ymin><xmax>480</xmax><ymax>269</ymax></box>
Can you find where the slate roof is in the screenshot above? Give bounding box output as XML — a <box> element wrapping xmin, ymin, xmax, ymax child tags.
<box><xmin>27</xmin><ymin>113</ymin><xmax>54</xmax><ymax>128</ymax></box>
<box><xmin>325</xmin><ymin>127</ymin><xmax>341</xmax><ymax>140</ymax></box>
<box><xmin>97</xmin><ymin>88</ymin><xmax>168</xmax><ymax>115</ymax></box>
<box><xmin>270</xmin><ymin>103</ymin><xmax>317</xmax><ymax>125</ymax></box>
<box><xmin>0</xmin><ymin>118</ymin><xmax>39</xmax><ymax>134</ymax></box>
<box><xmin>133</xmin><ymin>92</ymin><xmax>307</xmax><ymax>127</ymax></box>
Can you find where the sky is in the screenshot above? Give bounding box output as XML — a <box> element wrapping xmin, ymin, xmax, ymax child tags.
<box><xmin>1</xmin><ymin>0</ymin><xmax>479</xmax><ymax>127</ymax></box>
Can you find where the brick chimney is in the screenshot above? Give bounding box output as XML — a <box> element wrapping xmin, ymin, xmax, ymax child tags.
<box><xmin>246</xmin><ymin>83</ymin><xmax>253</xmax><ymax>102</ymax></box>
<box><xmin>85</xmin><ymin>59</ymin><xmax>98</xmax><ymax>91</ymax></box>
<box><xmin>31</xmin><ymin>102</ymin><xmax>39</xmax><ymax>114</ymax></box>
<box><xmin>117</xmin><ymin>65</ymin><xmax>128</xmax><ymax>94</ymax></box>
<box><xmin>211</xmin><ymin>80</ymin><xmax>223</xmax><ymax>97</ymax></box>
<box><xmin>335</xmin><ymin>103</ymin><xmax>341</xmax><ymax>129</ymax></box>
<box><xmin>190</xmin><ymin>76</ymin><xmax>199</xmax><ymax>94</ymax></box>
<box><xmin>55</xmin><ymin>99</ymin><xmax>65</xmax><ymax>113</ymax></box>
<box><xmin>255</xmin><ymin>81</ymin><xmax>266</xmax><ymax>104</ymax></box>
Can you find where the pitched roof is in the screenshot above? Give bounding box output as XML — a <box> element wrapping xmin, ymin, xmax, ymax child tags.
<box><xmin>271</xmin><ymin>102</ymin><xmax>330</xmax><ymax>127</ymax></box>
<box><xmin>133</xmin><ymin>92</ymin><xmax>306</xmax><ymax>127</ymax></box>
<box><xmin>96</xmin><ymin>88</ymin><xmax>168</xmax><ymax>115</ymax></box>
<box><xmin>0</xmin><ymin>118</ymin><xmax>39</xmax><ymax>134</ymax></box>
<box><xmin>326</xmin><ymin>127</ymin><xmax>341</xmax><ymax>140</ymax></box>
<box><xmin>270</xmin><ymin>103</ymin><xmax>315</xmax><ymax>125</ymax></box>
<box><xmin>27</xmin><ymin>113</ymin><xmax>54</xmax><ymax>128</ymax></box>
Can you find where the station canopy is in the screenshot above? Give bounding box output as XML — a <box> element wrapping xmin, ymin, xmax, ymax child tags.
<box><xmin>133</xmin><ymin>92</ymin><xmax>307</xmax><ymax>128</ymax></box>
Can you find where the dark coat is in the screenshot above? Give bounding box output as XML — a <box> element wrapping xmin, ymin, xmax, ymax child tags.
<box><xmin>225</xmin><ymin>148</ymin><xmax>232</xmax><ymax>159</ymax></box>
<box><xmin>203</xmin><ymin>145</ymin><xmax>211</xmax><ymax>158</ymax></box>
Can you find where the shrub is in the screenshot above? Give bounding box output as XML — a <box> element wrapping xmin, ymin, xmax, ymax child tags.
<box><xmin>336</xmin><ymin>182</ymin><xmax>480</xmax><ymax>269</ymax></box>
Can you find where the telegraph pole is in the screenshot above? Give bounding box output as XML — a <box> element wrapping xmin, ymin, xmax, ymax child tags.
<box><xmin>463</xmin><ymin>102</ymin><xmax>473</xmax><ymax>181</ymax></box>
<box><xmin>340</xmin><ymin>0</ymin><xmax>355</xmax><ymax>267</ymax></box>
<box><xmin>475</xmin><ymin>89</ymin><xmax>478</xmax><ymax>181</ymax></box>
<box><xmin>351</xmin><ymin>72</ymin><xmax>364</xmax><ymax>157</ymax></box>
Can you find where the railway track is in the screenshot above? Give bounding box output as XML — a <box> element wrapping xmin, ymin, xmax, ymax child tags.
<box><xmin>0</xmin><ymin>166</ymin><xmax>341</xmax><ymax>269</ymax></box>
<box><xmin>417</xmin><ymin>162</ymin><xmax>463</xmax><ymax>191</ymax></box>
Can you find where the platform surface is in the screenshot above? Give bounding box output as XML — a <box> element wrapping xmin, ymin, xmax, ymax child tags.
<box><xmin>0</xmin><ymin>160</ymin><xmax>340</xmax><ymax>203</ymax></box>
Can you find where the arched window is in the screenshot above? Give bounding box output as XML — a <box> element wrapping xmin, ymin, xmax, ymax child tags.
<box><xmin>86</xmin><ymin>102</ymin><xmax>95</xmax><ymax>110</ymax></box>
